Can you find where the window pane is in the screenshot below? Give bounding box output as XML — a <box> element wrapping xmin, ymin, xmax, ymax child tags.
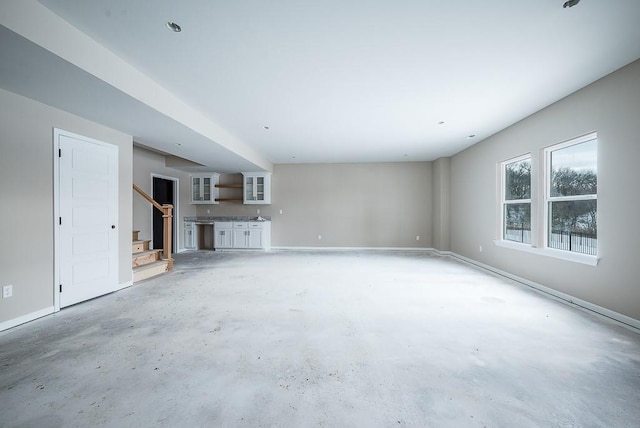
<box><xmin>193</xmin><ymin>179</ymin><xmax>200</xmax><ymax>201</ymax></box>
<box><xmin>203</xmin><ymin>178</ymin><xmax>211</xmax><ymax>201</ymax></box>
<box><xmin>550</xmin><ymin>139</ymin><xmax>597</xmax><ymax>197</ymax></box>
<box><xmin>548</xmin><ymin>200</ymin><xmax>597</xmax><ymax>255</ymax></box>
<box><xmin>505</xmin><ymin>158</ymin><xmax>531</xmax><ymax>200</ymax></box>
<box><xmin>504</xmin><ymin>203</ymin><xmax>531</xmax><ymax>244</ymax></box>
<box><xmin>245</xmin><ymin>177</ymin><xmax>254</xmax><ymax>200</ymax></box>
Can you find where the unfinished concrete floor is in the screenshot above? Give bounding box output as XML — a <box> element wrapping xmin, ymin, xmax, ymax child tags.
<box><xmin>1</xmin><ymin>250</ymin><xmax>639</xmax><ymax>427</ymax></box>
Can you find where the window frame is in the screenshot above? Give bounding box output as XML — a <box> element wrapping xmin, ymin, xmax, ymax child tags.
<box><xmin>494</xmin><ymin>132</ymin><xmax>598</xmax><ymax>266</ymax></box>
<box><xmin>543</xmin><ymin>132</ymin><xmax>598</xmax><ymax>257</ymax></box>
<box><xmin>500</xmin><ymin>153</ymin><xmax>532</xmax><ymax>245</ymax></box>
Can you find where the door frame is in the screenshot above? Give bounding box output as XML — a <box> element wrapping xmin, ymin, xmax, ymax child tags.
<box><xmin>52</xmin><ymin>128</ymin><xmax>119</xmax><ymax>312</ymax></box>
<box><xmin>150</xmin><ymin>173</ymin><xmax>179</xmax><ymax>253</ymax></box>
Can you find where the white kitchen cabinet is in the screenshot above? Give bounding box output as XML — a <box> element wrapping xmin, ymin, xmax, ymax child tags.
<box><xmin>233</xmin><ymin>222</ymin><xmax>266</xmax><ymax>249</ymax></box>
<box><xmin>242</xmin><ymin>172</ymin><xmax>271</xmax><ymax>204</ymax></box>
<box><xmin>213</xmin><ymin>222</ymin><xmax>233</xmax><ymax>248</ymax></box>
<box><xmin>248</xmin><ymin>222</ymin><xmax>266</xmax><ymax>248</ymax></box>
<box><xmin>213</xmin><ymin>221</ymin><xmax>270</xmax><ymax>250</ymax></box>
<box><xmin>184</xmin><ymin>222</ymin><xmax>196</xmax><ymax>249</ymax></box>
<box><xmin>233</xmin><ymin>232</ymin><xmax>249</xmax><ymax>248</ymax></box>
<box><xmin>191</xmin><ymin>174</ymin><xmax>219</xmax><ymax>204</ymax></box>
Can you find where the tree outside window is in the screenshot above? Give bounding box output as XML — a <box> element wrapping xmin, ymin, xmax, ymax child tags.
<box><xmin>502</xmin><ymin>156</ymin><xmax>531</xmax><ymax>244</ymax></box>
<box><xmin>546</xmin><ymin>135</ymin><xmax>597</xmax><ymax>255</ymax></box>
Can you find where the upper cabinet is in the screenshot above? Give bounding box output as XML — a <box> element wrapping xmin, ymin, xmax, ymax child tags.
<box><xmin>191</xmin><ymin>174</ymin><xmax>219</xmax><ymax>204</ymax></box>
<box><xmin>242</xmin><ymin>172</ymin><xmax>271</xmax><ymax>204</ymax></box>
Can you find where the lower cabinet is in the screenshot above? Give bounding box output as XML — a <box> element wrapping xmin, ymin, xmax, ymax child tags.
<box><xmin>214</xmin><ymin>221</ymin><xmax>270</xmax><ymax>250</ymax></box>
<box><xmin>214</xmin><ymin>222</ymin><xmax>233</xmax><ymax>249</ymax></box>
<box><xmin>184</xmin><ymin>222</ymin><xmax>196</xmax><ymax>249</ymax></box>
<box><xmin>248</xmin><ymin>223</ymin><xmax>265</xmax><ymax>248</ymax></box>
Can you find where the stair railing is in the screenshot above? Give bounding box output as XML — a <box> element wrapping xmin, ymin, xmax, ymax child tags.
<box><xmin>133</xmin><ymin>184</ymin><xmax>174</xmax><ymax>270</ymax></box>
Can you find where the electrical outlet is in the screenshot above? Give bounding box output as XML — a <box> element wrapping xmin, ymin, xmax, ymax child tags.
<box><xmin>479</xmin><ymin>245</ymin><xmax>483</xmax><ymax>252</ymax></box>
<box><xmin>207</xmin><ymin>209</ymin><xmax>210</xmax><ymax>214</ymax></box>
<box><xmin>279</xmin><ymin>209</ymin><xmax>283</xmax><ymax>215</ymax></box>
<box><xmin>2</xmin><ymin>285</ymin><xmax>13</xmax><ymax>299</ymax></box>
<box><xmin>257</xmin><ymin>208</ymin><xmax>260</xmax><ymax>214</ymax></box>
<box><xmin>318</xmin><ymin>235</ymin><xmax>322</xmax><ymax>240</ymax></box>
<box><xmin>416</xmin><ymin>235</ymin><xmax>420</xmax><ymax>241</ymax></box>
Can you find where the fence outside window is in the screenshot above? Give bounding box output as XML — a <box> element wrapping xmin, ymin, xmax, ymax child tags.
<box><xmin>505</xmin><ymin>224</ymin><xmax>597</xmax><ymax>255</ymax></box>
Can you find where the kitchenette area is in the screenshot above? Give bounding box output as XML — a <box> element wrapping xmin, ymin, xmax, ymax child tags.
<box><xmin>183</xmin><ymin>216</ymin><xmax>271</xmax><ymax>251</ymax></box>
<box><xmin>184</xmin><ymin>171</ymin><xmax>272</xmax><ymax>251</ymax></box>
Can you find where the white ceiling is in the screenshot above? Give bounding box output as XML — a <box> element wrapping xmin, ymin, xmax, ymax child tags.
<box><xmin>4</xmin><ymin>0</ymin><xmax>640</xmax><ymax>171</ymax></box>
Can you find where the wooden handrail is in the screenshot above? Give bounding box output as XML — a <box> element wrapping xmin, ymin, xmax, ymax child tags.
<box><xmin>133</xmin><ymin>184</ymin><xmax>165</xmax><ymax>212</ymax></box>
<box><xmin>133</xmin><ymin>184</ymin><xmax>174</xmax><ymax>269</ymax></box>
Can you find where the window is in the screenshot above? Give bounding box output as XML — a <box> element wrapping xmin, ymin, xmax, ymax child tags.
<box><xmin>545</xmin><ymin>134</ymin><xmax>597</xmax><ymax>255</ymax></box>
<box><xmin>496</xmin><ymin>133</ymin><xmax>598</xmax><ymax>264</ymax></box>
<box><xmin>501</xmin><ymin>155</ymin><xmax>531</xmax><ymax>244</ymax></box>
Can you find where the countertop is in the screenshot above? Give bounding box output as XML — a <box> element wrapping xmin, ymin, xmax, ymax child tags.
<box><xmin>184</xmin><ymin>216</ymin><xmax>271</xmax><ymax>223</ymax></box>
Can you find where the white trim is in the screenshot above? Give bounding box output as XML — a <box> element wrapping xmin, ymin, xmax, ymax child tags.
<box><xmin>211</xmin><ymin>248</ymin><xmax>269</xmax><ymax>252</ymax></box>
<box><xmin>543</xmin><ymin>133</ymin><xmax>598</xmax><ymax>253</ymax></box>
<box><xmin>493</xmin><ymin>239</ymin><xmax>598</xmax><ymax>266</ymax></box>
<box><xmin>0</xmin><ymin>307</ymin><xmax>54</xmax><ymax>332</ymax></box>
<box><xmin>150</xmin><ymin>173</ymin><xmax>179</xmax><ymax>252</ymax></box>
<box><xmin>432</xmin><ymin>249</ymin><xmax>452</xmax><ymax>256</ymax></box>
<box><xmin>271</xmin><ymin>246</ymin><xmax>434</xmax><ymax>252</ymax></box>
<box><xmin>1</xmin><ymin>282</ymin><xmax>131</xmax><ymax>332</ymax></box>
<box><xmin>4</xmin><ymin>249</ymin><xmax>636</xmax><ymax>336</ymax></box>
<box><xmin>53</xmin><ymin>129</ymin><xmax>61</xmax><ymax>312</ymax></box>
<box><xmin>258</xmin><ymin>247</ymin><xmax>633</xmax><ymax>331</ymax></box>
<box><xmin>543</xmin><ymin>131</ymin><xmax>598</xmax><ymax>152</ymax></box>
<box><xmin>447</xmin><ymin>251</ymin><xmax>639</xmax><ymax>332</ymax></box>
<box><xmin>499</xmin><ymin>154</ymin><xmax>532</xmax><ymax>245</ymax></box>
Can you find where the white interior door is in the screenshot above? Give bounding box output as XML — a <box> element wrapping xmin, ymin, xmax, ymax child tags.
<box><xmin>57</xmin><ymin>130</ymin><xmax>119</xmax><ymax>308</ymax></box>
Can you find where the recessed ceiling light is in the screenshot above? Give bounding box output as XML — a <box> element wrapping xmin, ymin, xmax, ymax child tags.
<box><xmin>166</xmin><ymin>22</ymin><xmax>182</xmax><ymax>32</ymax></box>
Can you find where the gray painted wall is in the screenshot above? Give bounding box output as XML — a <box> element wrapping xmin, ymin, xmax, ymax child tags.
<box><xmin>450</xmin><ymin>59</ymin><xmax>640</xmax><ymax>321</ymax></box>
<box><xmin>196</xmin><ymin>162</ymin><xmax>433</xmax><ymax>248</ymax></box>
<box><xmin>132</xmin><ymin>146</ymin><xmax>196</xmax><ymax>251</ymax></box>
<box><xmin>0</xmin><ymin>88</ymin><xmax>133</xmax><ymax>325</ymax></box>
<box><xmin>432</xmin><ymin>157</ymin><xmax>451</xmax><ymax>251</ymax></box>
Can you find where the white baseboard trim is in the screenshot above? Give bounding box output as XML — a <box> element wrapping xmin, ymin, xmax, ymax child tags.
<box><xmin>271</xmin><ymin>246</ymin><xmax>434</xmax><ymax>251</ymax></box>
<box><xmin>445</xmin><ymin>251</ymin><xmax>640</xmax><ymax>332</ymax></box>
<box><xmin>4</xmin><ymin>251</ymin><xmax>635</xmax><ymax>334</ymax></box>
<box><xmin>119</xmin><ymin>280</ymin><xmax>133</xmax><ymax>290</ymax></box>
<box><xmin>0</xmin><ymin>306</ymin><xmax>54</xmax><ymax>333</ymax></box>
<box><xmin>432</xmin><ymin>249</ymin><xmax>452</xmax><ymax>257</ymax></box>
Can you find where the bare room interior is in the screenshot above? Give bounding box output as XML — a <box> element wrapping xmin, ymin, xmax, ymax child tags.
<box><xmin>1</xmin><ymin>1</ymin><xmax>639</xmax><ymax>426</ymax></box>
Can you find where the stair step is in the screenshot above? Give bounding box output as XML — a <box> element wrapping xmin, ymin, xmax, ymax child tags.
<box><xmin>133</xmin><ymin>260</ymin><xmax>169</xmax><ymax>282</ymax></box>
<box><xmin>132</xmin><ymin>230</ymin><xmax>140</xmax><ymax>241</ymax></box>
<box><xmin>132</xmin><ymin>239</ymin><xmax>151</xmax><ymax>254</ymax></box>
<box><xmin>132</xmin><ymin>249</ymin><xmax>162</xmax><ymax>267</ymax></box>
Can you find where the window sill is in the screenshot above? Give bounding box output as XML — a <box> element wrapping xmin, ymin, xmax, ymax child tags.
<box><xmin>493</xmin><ymin>240</ymin><xmax>598</xmax><ymax>266</ymax></box>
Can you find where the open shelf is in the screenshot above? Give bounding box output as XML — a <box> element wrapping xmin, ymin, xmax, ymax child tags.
<box><xmin>216</xmin><ymin>176</ymin><xmax>244</xmax><ymax>203</ymax></box>
<box><xmin>215</xmin><ymin>183</ymin><xmax>243</xmax><ymax>188</ymax></box>
<box><xmin>215</xmin><ymin>198</ymin><xmax>243</xmax><ymax>202</ymax></box>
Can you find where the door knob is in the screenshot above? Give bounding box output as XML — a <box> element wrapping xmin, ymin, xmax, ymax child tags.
<box><xmin>111</xmin><ymin>225</ymin><xmax>116</xmax><ymax>229</ymax></box>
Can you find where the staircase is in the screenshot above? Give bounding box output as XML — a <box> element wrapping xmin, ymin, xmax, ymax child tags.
<box><xmin>132</xmin><ymin>230</ymin><xmax>171</xmax><ymax>282</ymax></box>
